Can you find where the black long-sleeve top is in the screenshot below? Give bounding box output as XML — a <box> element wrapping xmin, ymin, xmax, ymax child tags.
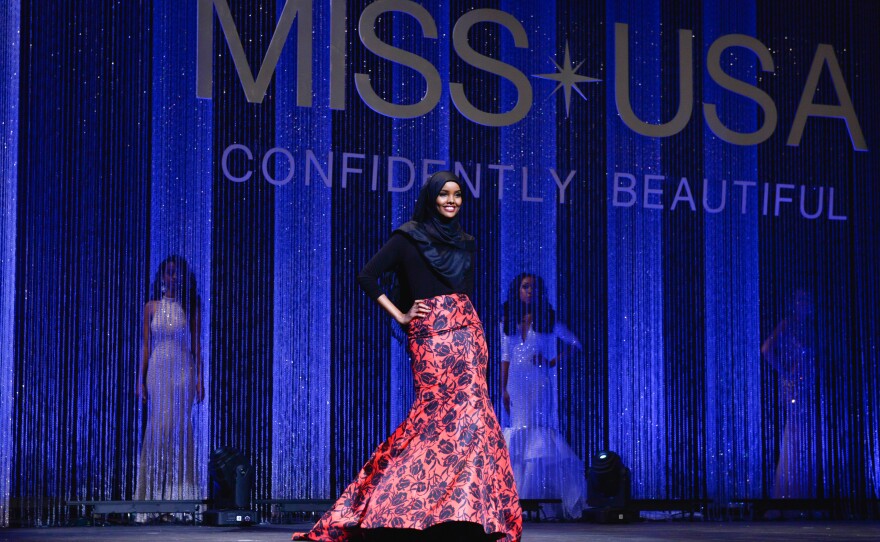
<box><xmin>357</xmin><ymin>232</ymin><xmax>474</xmax><ymax>312</ymax></box>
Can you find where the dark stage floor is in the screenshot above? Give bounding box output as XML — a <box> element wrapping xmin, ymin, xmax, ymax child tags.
<box><xmin>2</xmin><ymin>521</ymin><xmax>880</xmax><ymax>542</ymax></box>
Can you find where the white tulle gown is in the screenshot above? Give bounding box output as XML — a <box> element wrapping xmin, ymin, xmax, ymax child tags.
<box><xmin>135</xmin><ymin>297</ymin><xmax>198</xmax><ymax>502</ymax></box>
<box><xmin>501</xmin><ymin>322</ymin><xmax>586</xmax><ymax>519</ymax></box>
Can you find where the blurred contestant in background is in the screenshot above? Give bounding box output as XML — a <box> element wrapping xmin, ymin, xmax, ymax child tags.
<box><xmin>501</xmin><ymin>273</ymin><xmax>586</xmax><ymax>520</ymax></box>
<box><xmin>136</xmin><ymin>255</ymin><xmax>204</xmax><ymax>509</ymax></box>
<box><xmin>762</xmin><ymin>289</ymin><xmax>819</xmax><ymax>500</ymax></box>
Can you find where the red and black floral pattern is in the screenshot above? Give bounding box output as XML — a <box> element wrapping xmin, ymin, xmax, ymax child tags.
<box><xmin>293</xmin><ymin>294</ymin><xmax>522</xmax><ymax>542</ymax></box>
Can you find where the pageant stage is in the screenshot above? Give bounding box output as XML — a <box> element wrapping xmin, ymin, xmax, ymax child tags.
<box><xmin>3</xmin><ymin>521</ymin><xmax>880</xmax><ymax>542</ymax></box>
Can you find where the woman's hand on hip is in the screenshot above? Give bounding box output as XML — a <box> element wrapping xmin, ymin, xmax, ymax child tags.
<box><xmin>398</xmin><ymin>299</ymin><xmax>431</xmax><ymax>325</ymax></box>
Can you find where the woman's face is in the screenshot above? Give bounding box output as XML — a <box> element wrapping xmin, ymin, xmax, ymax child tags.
<box><xmin>434</xmin><ymin>181</ymin><xmax>463</xmax><ymax>219</ymax></box>
<box><xmin>162</xmin><ymin>261</ymin><xmax>178</xmax><ymax>297</ymax></box>
<box><xmin>519</xmin><ymin>276</ymin><xmax>535</xmax><ymax>305</ymax></box>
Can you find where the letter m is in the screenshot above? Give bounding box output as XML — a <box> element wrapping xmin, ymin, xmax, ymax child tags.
<box><xmin>197</xmin><ymin>0</ymin><xmax>313</xmax><ymax>104</ymax></box>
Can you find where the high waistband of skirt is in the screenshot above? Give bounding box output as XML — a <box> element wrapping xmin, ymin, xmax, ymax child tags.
<box><xmin>406</xmin><ymin>293</ymin><xmax>481</xmax><ymax>338</ymax></box>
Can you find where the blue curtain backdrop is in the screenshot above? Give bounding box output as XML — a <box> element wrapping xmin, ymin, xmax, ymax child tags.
<box><xmin>10</xmin><ymin>0</ymin><xmax>152</xmax><ymax>526</ymax></box>
<box><xmin>701</xmin><ymin>0</ymin><xmax>761</xmax><ymax>503</ymax></box>
<box><xmin>555</xmin><ymin>0</ymin><xmax>606</xmax><ymax>476</ymax></box>
<box><xmin>605</xmin><ymin>0</ymin><xmax>668</xmax><ymax>499</ymax></box>
<box><xmin>2</xmin><ymin>0</ymin><xmax>879</xmax><ymax>526</ymax></box>
<box><xmin>271</xmin><ymin>0</ymin><xmax>333</xmax><ymax>503</ymax></box>
<box><xmin>0</xmin><ymin>0</ymin><xmax>20</xmax><ymax>528</ymax></box>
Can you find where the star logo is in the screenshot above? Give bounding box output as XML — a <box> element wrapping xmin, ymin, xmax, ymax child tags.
<box><xmin>533</xmin><ymin>42</ymin><xmax>601</xmax><ymax>117</ymax></box>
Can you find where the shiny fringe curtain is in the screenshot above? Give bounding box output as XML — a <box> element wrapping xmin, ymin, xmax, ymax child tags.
<box><xmin>605</xmin><ymin>0</ymin><xmax>669</xmax><ymax>499</ymax></box>
<box><xmin>10</xmin><ymin>0</ymin><xmax>152</xmax><ymax>527</ymax></box>
<box><xmin>271</xmin><ymin>0</ymin><xmax>333</xmax><ymax>503</ymax></box>
<box><xmin>0</xmin><ymin>0</ymin><xmax>20</xmax><ymax>528</ymax></box>
<box><xmin>700</xmin><ymin>0</ymin><xmax>761</xmax><ymax>504</ymax></box>
<box><xmin>2</xmin><ymin>0</ymin><xmax>880</xmax><ymax>527</ymax></box>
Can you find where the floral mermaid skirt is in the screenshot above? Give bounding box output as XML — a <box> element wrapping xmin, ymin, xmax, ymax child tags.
<box><xmin>293</xmin><ymin>293</ymin><xmax>522</xmax><ymax>541</ymax></box>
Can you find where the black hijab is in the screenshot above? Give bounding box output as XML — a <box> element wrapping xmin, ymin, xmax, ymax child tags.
<box><xmin>396</xmin><ymin>171</ymin><xmax>475</xmax><ymax>290</ymax></box>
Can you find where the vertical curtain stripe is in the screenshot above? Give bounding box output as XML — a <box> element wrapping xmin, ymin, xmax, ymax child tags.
<box><xmin>0</xmin><ymin>0</ymin><xmax>20</xmax><ymax>526</ymax></box>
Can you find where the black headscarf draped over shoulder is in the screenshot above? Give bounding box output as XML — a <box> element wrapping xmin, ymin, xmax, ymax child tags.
<box><xmin>396</xmin><ymin>171</ymin><xmax>476</xmax><ymax>290</ymax></box>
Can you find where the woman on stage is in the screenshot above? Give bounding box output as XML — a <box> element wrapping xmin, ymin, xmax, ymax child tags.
<box><xmin>136</xmin><ymin>255</ymin><xmax>204</xmax><ymax>511</ymax></box>
<box><xmin>293</xmin><ymin>171</ymin><xmax>522</xmax><ymax>542</ymax></box>
<box><xmin>500</xmin><ymin>273</ymin><xmax>586</xmax><ymax>520</ymax></box>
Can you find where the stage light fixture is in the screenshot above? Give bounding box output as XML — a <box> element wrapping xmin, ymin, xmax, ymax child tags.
<box><xmin>585</xmin><ymin>449</ymin><xmax>635</xmax><ymax>523</ymax></box>
<box><xmin>205</xmin><ymin>447</ymin><xmax>257</xmax><ymax>526</ymax></box>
